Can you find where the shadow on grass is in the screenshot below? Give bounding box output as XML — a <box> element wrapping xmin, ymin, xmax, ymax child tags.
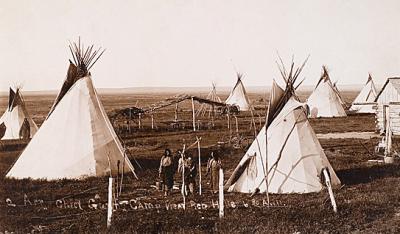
<box><xmin>337</xmin><ymin>163</ymin><xmax>400</xmax><ymax>185</ymax></box>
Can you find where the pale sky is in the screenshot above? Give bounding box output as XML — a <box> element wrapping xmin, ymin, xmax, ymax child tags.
<box><xmin>1</xmin><ymin>0</ymin><xmax>399</xmax><ymax>91</ymax></box>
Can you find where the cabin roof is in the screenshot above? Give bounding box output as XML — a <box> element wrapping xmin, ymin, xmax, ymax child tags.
<box><xmin>374</xmin><ymin>77</ymin><xmax>400</xmax><ymax>102</ymax></box>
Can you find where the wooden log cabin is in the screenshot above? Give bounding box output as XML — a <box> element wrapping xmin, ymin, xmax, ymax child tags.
<box><xmin>375</xmin><ymin>77</ymin><xmax>400</xmax><ymax>135</ymax></box>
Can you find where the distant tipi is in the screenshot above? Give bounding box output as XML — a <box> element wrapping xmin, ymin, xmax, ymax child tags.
<box><xmin>225</xmin><ymin>73</ymin><xmax>252</xmax><ymax>111</ymax></box>
<box><xmin>225</xmin><ymin>59</ymin><xmax>340</xmax><ymax>194</ymax></box>
<box><xmin>196</xmin><ymin>82</ymin><xmax>222</xmax><ymax>117</ymax></box>
<box><xmin>350</xmin><ymin>74</ymin><xmax>377</xmax><ymax>113</ymax></box>
<box><xmin>0</xmin><ymin>87</ymin><xmax>38</xmax><ymax>140</ymax></box>
<box><xmin>6</xmin><ymin>40</ymin><xmax>137</xmax><ymax>180</ymax></box>
<box><xmin>307</xmin><ymin>66</ymin><xmax>347</xmax><ymax>118</ymax></box>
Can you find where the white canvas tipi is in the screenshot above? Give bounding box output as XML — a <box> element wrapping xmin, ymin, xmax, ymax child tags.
<box><xmin>307</xmin><ymin>67</ymin><xmax>347</xmax><ymax>118</ymax></box>
<box><xmin>0</xmin><ymin>87</ymin><xmax>38</xmax><ymax>140</ymax></box>
<box><xmin>6</xmin><ymin>42</ymin><xmax>136</xmax><ymax>180</ymax></box>
<box><xmin>350</xmin><ymin>74</ymin><xmax>377</xmax><ymax>113</ymax></box>
<box><xmin>225</xmin><ymin>61</ymin><xmax>340</xmax><ymax>194</ymax></box>
<box><xmin>225</xmin><ymin>73</ymin><xmax>252</xmax><ymax>111</ymax></box>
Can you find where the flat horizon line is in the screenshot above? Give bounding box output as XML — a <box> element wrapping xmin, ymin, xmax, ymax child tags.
<box><xmin>0</xmin><ymin>83</ymin><xmax>375</xmax><ymax>94</ymax></box>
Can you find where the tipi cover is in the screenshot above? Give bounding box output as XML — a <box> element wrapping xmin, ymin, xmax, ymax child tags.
<box><xmin>0</xmin><ymin>88</ymin><xmax>38</xmax><ymax>140</ymax></box>
<box><xmin>225</xmin><ymin>73</ymin><xmax>252</xmax><ymax>111</ymax></box>
<box><xmin>350</xmin><ymin>74</ymin><xmax>377</xmax><ymax>113</ymax></box>
<box><xmin>307</xmin><ymin>67</ymin><xmax>347</xmax><ymax>118</ymax></box>
<box><xmin>225</xmin><ymin>61</ymin><xmax>340</xmax><ymax>194</ymax></box>
<box><xmin>6</xmin><ymin>42</ymin><xmax>136</xmax><ymax>180</ymax></box>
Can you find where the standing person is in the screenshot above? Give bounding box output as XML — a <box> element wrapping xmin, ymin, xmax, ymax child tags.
<box><xmin>186</xmin><ymin>157</ymin><xmax>197</xmax><ymax>195</ymax></box>
<box><xmin>159</xmin><ymin>149</ymin><xmax>174</xmax><ymax>196</ymax></box>
<box><xmin>178</xmin><ymin>152</ymin><xmax>190</xmax><ymax>196</ymax></box>
<box><xmin>173</xmin><ymin>150</ymin><xmax>182</xmax><ymax>172</ymax></box>
<box><xmin>206</xmin><ymin>152</ymin><xmax>222</xmax><ymax>193</ymax></box>
<box><xmin>178</xmin><ymin>152</ymin><xmax>188</xmax><ymax>174</ymax></box>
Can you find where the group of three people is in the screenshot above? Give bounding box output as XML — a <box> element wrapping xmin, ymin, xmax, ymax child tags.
<box><xmin>159</xmin><ymin>148</ymin><xmax>222</xmax><ymax>196</ymax></box>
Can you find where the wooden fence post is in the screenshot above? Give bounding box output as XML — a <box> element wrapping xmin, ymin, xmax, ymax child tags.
<box><xmin>234</xmin><ymin>115</ymin><xmax>238</xmax><ymax>134</ymax></box>
<box><xmin>107</xmin><ymin>177</ymin><xmax>114</xmax><ymax>228</ymax></box>
<box><xmin>219</xmin><ymin>168</ymin><xmax>224</xmax><ymax>218</ymax></box>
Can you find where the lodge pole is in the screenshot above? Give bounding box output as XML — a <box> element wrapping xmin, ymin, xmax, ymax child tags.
<box><xmin>191</xmin><ymin>97</ymin><xmax>196</xmax><ymax>131</ymax></box>
<box><xmin>196</xmin><ymin>137</ymin><xmax>202</xmax><ymax>195</ymax></box>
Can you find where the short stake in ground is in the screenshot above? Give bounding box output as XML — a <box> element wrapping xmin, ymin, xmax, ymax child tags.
<box><xmin>107</xmin><ymin>177</ymin><xmax>114</xmax><ymax>228</ymax></box>
<box><xmin>219</xmin><ymin>168</ymin><xmax>224</xmax><ymax>218</ymax></box>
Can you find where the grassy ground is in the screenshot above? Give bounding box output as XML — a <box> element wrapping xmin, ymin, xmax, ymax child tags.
<box><xmin>1</xmin><ymin>91</ymin><xmax>400</xmax><ymax>233</ymax></box>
